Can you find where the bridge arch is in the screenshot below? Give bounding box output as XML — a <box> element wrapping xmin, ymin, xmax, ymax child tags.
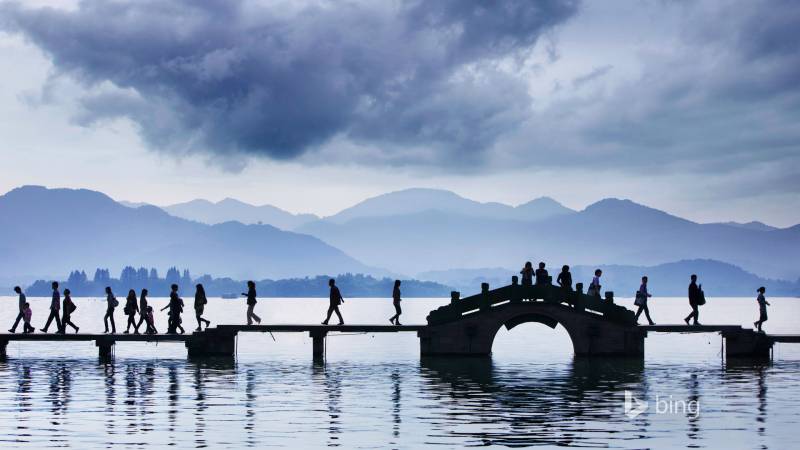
<box><xmin>490</xmin><ymin>311</ymin><xmax>581</xmax><ymax>357</ymax></box>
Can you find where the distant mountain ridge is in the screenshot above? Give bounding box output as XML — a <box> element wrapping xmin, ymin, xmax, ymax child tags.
<box><xmin>0</xmin><ymin>186</ymin><xmax>372</xmax><ymax>280</ymax></box>
<box><xmin>160</xmin><ymin>198</ymin><xmax>319</xmax><ymax>230</ymax></box>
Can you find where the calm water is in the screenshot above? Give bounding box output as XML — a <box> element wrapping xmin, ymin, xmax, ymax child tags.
<box><xmin>1</xmin><ymin>295</ymin><xmax>799</xmax><ymax>449</ymax></box>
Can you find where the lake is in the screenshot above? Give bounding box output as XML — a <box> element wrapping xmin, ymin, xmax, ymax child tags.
<box><xmin>1</xmin><ymin>295</ymin><xmax>798</xmax><ymax>449</ymax></box>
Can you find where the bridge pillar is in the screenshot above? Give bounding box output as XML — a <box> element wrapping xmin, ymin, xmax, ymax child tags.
<box><xmin>0</xmin><ymin>339</ymin><xmax>7</xmax><ymax>360</ymax></box>
<box><xmin>186</xmin><ymin>329</ymin><xmax>237</xmax><ymax>358</ymax></box>
<box><xmin>96</xmin><ymin>338</ymin><xmax>115</xmax><ymax>361</ymax></box>
<box><xmin>723</xmin><ymin>330</ymin><xmax>772</xmax><ymax>359</ymax></box>
<box><xmin>310</xmin><ymin>330</ymin><xmax>327</xmax><ymax>359</ymax></box>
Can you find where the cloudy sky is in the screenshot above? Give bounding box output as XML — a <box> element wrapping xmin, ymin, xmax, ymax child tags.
<box><xmin>0</xmin><ymin>0</ymin><xmax>797</xmax><ymax>225</ymax></box>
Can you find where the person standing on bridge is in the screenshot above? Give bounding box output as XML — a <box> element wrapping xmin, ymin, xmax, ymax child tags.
<box><xmin>104</xmin><ymin>286</ymin><xmax>118</xmax><ymax>334</ymax></box>
<box><xmin>520</xmin><ymin>262</ymin><xmax>534</xmax><ymax>286</ymax></box>
<box><xmin>194</xmin><ymin>283</ymin><xmax>211</xmax><ymax>332</ymax></box>
<box><xmin>162</xmin><ymin>284</ymin><xmax>185</xmax><ymax>334</ymax></box>
<box><xmin>8</xmin><ymin>286</ymin><xmax>27</xmax><ymax>333</ymax></box>
<box><xmin>134</xmin><ymin>288</ymin><xmax>149</xmax><ymax>334</ymax></box>
<box><xmin>61</xmin><ymin>288</ymin><xmax>79</xmax><ymax>333</ymax></box>
<box><xmin>124</xmin><ymin>289</ymin><xmax>139</xmax><ymax>334</ymax></box>
<box><xmin>242</xmin><ymin>281</ymin><xmax>262</xmax><ymax>325</ymax></box>
<box><xmin>322</xmin><ymin>278</ymin><xmax>344</xmax><ymax>326</ymax></box>
<box><xmin>634</xmin><ymin>276</ymin><xmax>655</xmax><ymax>325</ymax></box>
<box><xmin>389</xmin><ymin>279</ymin><xmax>402</xmax><ymax>325</ymax></box>
<box><xmin>535</xmin><ymin>262</ymin><xmax>550</xmax><ymax>285</ymax></box>
<box><xmin>754</xmin><ymin>286</ymin><xmax>770</xmax><ymax>332</ymax></box>
<box><xmin>588</xmin><ymin>269</ymin><xmax>602</xmax><ymax>298</ymax></box>
<box><xmin>557</xmin><ymin>265</ymin><xmax>572</xmax><ymax>291</ymax></box>
<box><xmin>684</xmin><ymin>274</ymin><xmax>702</xmax><ymax>326</ymax></box>
<box><xmin>40</xmin><ymin>281</ymin><xmax>62</xmax><ymax>333</ymax></box>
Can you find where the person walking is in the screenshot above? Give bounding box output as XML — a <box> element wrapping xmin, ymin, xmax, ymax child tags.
<box><xmin>123</xmin><ymin>289</ymin><xmax>139</xmax><ymax>334</ymax></box>
<box><xmin>322</xmin><ymin>279</ymin><xmax>344</xmax><ymax>325</ymax></box>
<box><xmin>557</xmin><ymin>265</ymin><xmax>572</xmax><ymax>291</ymax></box>
<box><xmin>535</xmin><ymin>262</ymin><xmax>550</xmax><ymax>285</ymax></box>
<box><xmin>8</xmin><ymin>286</ymin><xmax>27</xmax><ymax>333</ymax></box>
<box><xmin>134</xmin><ymin>288</ymin><xmax>149</xmax><ymax>334</ymax></box>
<box><xmin>194</xmin><ymin>283</ymin><xmax>211</xmax><ymax>332</ymax></box>
<box><xmin>684</xmin><ymin>274</ymin><xmax>702</xmax><ymax>326</ymax></box>
<box><xmin>104</xmin><ymin>286</ymin><xmax>118</xmax><ymax>334</ymax></box>
<box><xmin>144</xmin><ymin>305</ymin><xmax>157</xmax><ymax>334</ymax></box>
<box><xmin>588</xmin><ymin>270</ymin><xmax>603</xmax><ymax>298</ymax></box>
<box><xmin>162</xmin><ymin>284</ymin><xmax>185</xmax><ymax>334</ymax></box>
<box><xmin>754</xmin><ymin>286</ymin><xmax>770</xmax><ymax>332</ymax></box>
<box><xmin>520</xmin><ymin>262</ymin><xmax>534</xmax><ymax>286</ymax></box>
<box><xmin>61</xmin><ymin>288</ymin><xmax>79</xmax><ymax>333</ymax></box>
<box><xmin>634</xmin><ymin>276</ymin><xmax>655</xmax><ymax>325</ymax></box>
<box><xmin>22</xmin><ymin>302</ymin><xmax>34</xmax><ymax>334</ymax></box>
<box><xmin>40</xmin><ymin>281</ymin><xmax>62</xmax><ymax>333</ymax></box>
<box><xmin>389</xmin><ymin>280</ymin><xmax>402</xmax><ymax>325</ymax></box>
<box><xmin>242</xmin><ymin>281</ymin><xmax>261</xmax><ymax>325</ymax></box>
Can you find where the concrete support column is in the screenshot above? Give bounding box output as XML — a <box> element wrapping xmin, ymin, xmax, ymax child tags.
<box><xmin>0</xmin><ymin>339</ymin><xmax>8</xmax><ymax>360</ymax></box>
<box><xmin>96</xmin><ymin>339</ymin><xmax>114</xmax><ymax>360</ymax></box>
<box><xmin>310</xmin><ymin>330</ymin><xmax>327</xmax><ymax>359</ymax></box>
<box><xmin>185</xmin><ymin>329</ymin><xmax>237</xmax><ymax>358</ymax></box>
<box><xmin>724</xmin><ymin>330</ymin><xmax>772</xmax><ymax>359</ymax></box>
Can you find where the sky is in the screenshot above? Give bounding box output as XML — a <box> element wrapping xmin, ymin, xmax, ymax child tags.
<box><xmin>0</xmin><ymin>0</ymin><xmax>797</xmax><ymax>226</ymax></box>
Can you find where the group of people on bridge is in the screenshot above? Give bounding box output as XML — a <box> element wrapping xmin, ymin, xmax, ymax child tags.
<box><xmin>520</xmin><ymin>261</ymin><xmax>771</xmax><ymax>330</ymax></box>
<box><xmin>7</xmin><ymin>278</ymin><xmax>406</xmax><ymax>334</ymax></box>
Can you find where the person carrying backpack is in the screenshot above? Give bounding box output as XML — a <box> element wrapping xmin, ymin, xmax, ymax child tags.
<box><xmin>61</xmin><ymin>288</ymin><xmax>79</xmax><ymax>333</ymax></box>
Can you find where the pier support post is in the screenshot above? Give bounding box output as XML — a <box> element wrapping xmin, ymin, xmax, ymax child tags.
<box><xmin>723</xmin><ymin>330</ymin><xmax>772</xmax><ymax>359</ymax></box>
<box><xmin>310</xmin><ymin>330</ymin><xmax>327</xmax><ymax>359</ymax></box>
<box><xmin>96</xmin><ymin>338</ymin><xmax>115</xmax><ymax>361</ymax></box>
<box><xmin>186</xmin><ymin>329</ymin><xmax>237</xmax><ymax>358</ymax></box>
<box><xmin>0</xmin><ymin>339</ymin><xmax>7</xmax><ymax>360</ymax></box>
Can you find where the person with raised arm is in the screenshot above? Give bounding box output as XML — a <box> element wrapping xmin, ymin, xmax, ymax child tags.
<box><xmin>161</xmin><ymin>284</ymin><xmax>185</xmax><ymax>334</ymax></box>
<box><xmin>322</xmin><ymin>278</ymin><xmax>344</xmax><ymax>325</ymax></box>
<box><xmin>520</xmin><ymin>262</ymin><xmax>534</xmax><ymax>287</ymax></box>
<box><xmin>242</xmin><ymin>281</ymin><xmax>261</xmax><ymax>325</ymax></box>
<box><xmin>40</xmin><ymin>281</ymin><xmax>62</xmax><ymax>333</ymax></box>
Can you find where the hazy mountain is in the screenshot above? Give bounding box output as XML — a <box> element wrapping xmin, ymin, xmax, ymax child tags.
<box><xmin>322</xmin><ymin>188</ymin><xmax>574</xmax><ymax>224</ymax></box>
<box><xmin>0</xmin><ymin>186</ymin><xmax>371</xmax><ymax>280</ymax></box>
<box><xmin>298</xmin><ymin>198</ymin><xmax>800</xmax><ymax>280</ymax></box>
<box><xmin>419</xmin><ymin>260</ymin><xmax>800</xmax><ymax>297</ymax></box>
<box><xmin>716</xmin><ymin>221</ymin><xmax>779</xmax><ymax>232</ymax></box>
<box><xmin>162</xmin><ymin>198</ymin><xmax>318</xmax><ymax>230</ymax></box>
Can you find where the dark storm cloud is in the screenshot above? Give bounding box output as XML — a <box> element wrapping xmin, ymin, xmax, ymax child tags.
<box><xmin>0</xmin><ymin>0</ymin><xmax>579</xmax><ymax>166</ymax></box>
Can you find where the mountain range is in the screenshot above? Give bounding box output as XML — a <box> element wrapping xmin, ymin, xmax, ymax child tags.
<box><xmin>0</xmin><ymin>186</ymin><xmax>370</xmax><ymax>280</ymax></box>
<box><xmin>2</xmin><ymin>185</ymin><xmax>798</xmax><ymax>290</ymax></box>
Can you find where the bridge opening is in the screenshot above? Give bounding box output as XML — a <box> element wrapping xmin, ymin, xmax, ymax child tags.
<box><xmin>490</xmin><ymin>314</ymin><xmax>575</xmax><ymax>364</ymax></box>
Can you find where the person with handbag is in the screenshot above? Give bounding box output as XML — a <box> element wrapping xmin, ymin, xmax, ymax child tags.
<box><xmin>634</xmin><ymin>276</ymin><xmax>655</xmax><ymax>325</ymax></box>
<box><xmin>104</xmin><ymin>286</ymin><xmax>118</xmax><ymax>333</ymax></box>
<box><xmin>587</xmin><ymin>269</ymin><xmax>602</xmax><ymax>297</ymax></box>
<box><xmin>61</xmin><ymin>288</ymin><xmax>79</xmax><ymax>333</ymax></box>
<box><xmin>684</xmin><ymin>274</ymin><xmax>703</xmax><ymax>326</ymax></box>
<box><xmin>124</xmin><ymin>289</ymin><xmax>139</xmax><ymax>334</ymax></box>
<box><xmin>194</xmin><ymin>283</ymin><xmax>211</xmax><ymax>332</ymax></box>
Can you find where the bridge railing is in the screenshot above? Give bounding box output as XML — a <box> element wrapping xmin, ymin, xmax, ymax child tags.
<box><xmin>426</xmin><ymin>276</ymin><xmax>636</xmax><ymax>326</ymax></box>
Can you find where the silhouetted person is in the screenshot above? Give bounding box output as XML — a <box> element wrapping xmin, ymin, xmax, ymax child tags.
<box><xmin>104</xmin><ymin>286</ymin><xmax>118</xmax><ymax>334</ymax></box>
<box><xmin>557</xmin><ymin>265</ymin><xmax>572</xmax><ymax>290</ymax></box>
<box><xmin>61</xmin><ymin>288</ymin><xmax>79</xmax><ymax>333</ymax></box>
<box><xmin>322</xmin><ymin>279</ymin><xmax>344</xmax><ymax>325</ymax></box>
<box><xmin>535</xmin><ymin>262</ymin><xmax>549</xmax><ymax>285</ymax></box>
<box><xmin>194</xmin><ymin>283</ymin><xmax>211</xmax><ymax>331</ymax></box>
<box><xmin>684</xmin><ymin>274</ymin><xmax>702</xmax><ymax>326</ymax></box>
<box><xmin>634</xmin><ymin>276</ymin><xmax>655</xmax><ymax>325</ymax></box>
<box><xmin>520</xmin><ymin>261</ymin><xmax>534</xmax><ymax>286</ymax></box>
<box><xmin>123</xmin><ymin>289</ymin><xmax>139</xmax><ymax>334</ymax></box>
<box><xmin>242</xmin><ymin>281</ymin><xmax>261</xmax><ymax>325</ymax></box>
<box><xmin>389</xmin><ymin>280</ymin><xmax>402</xmax><ymax>325</ymax></box>
<box><xmin>8</xmin><ymin>286</ymin><xmax>26</xmax><ymax>333</ymax></box>
<box><xmin>754</xmin><ymin>286</ymin><xmax>770</xmax><ymax>332</ymax></box>
<box><xmin>41</xmin><ymin>281</ymin><xmax>62</xmax><ymax>333</ymax></box>
<box><xmin>144</xmin><ymin>306</ymin><xmax>157</xmax><ymax>334</ymax></box>
<box><xmin>22</xmin><ymin>302</ymin><xmax>34</xmax><ymax>334</ymax></box>
<box><xmin>588</xmin><ymin>269</ymin><xmax>602</xmax><ymax>297</ymax></box>
<box><xmin>162</xmin><ymin>284</ymin><xmax>185</xmax><ymax>334</ymax></box>
<box><xmin>134</xmin><ymin>288</ymin><xmax>149</xmax><ymax>334</ymax></box>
